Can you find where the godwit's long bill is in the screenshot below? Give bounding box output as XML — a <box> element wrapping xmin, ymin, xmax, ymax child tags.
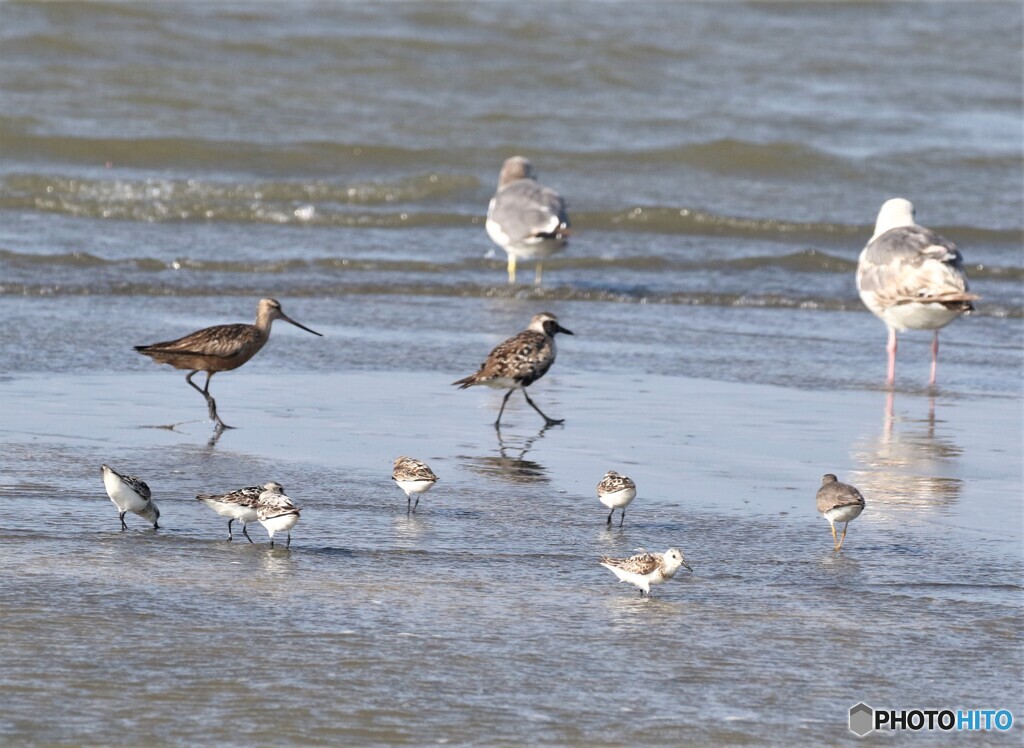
<box><xmin>856</xmin><ymin>198</ymin><xmax>977</xmax><ymax>386</ymax></box>
<box><xmin>135</xmin><ymin>298</ymin><xmax>322</xmax><ymax>430</ymax></box>
<box><xmin>485</xmin><ymin>156</ymin><xmax>570</xmax><ymax>285</ymax></box>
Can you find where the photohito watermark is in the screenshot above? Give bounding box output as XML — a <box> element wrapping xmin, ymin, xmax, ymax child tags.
<box><xmin>849</xmin><ymin>703</ymin><xmax>1014</xmax><ymax>737</ymax></box>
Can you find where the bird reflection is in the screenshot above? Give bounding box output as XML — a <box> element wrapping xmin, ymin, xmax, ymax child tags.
<box><xmin>848</xmin><ymin>392</ymin><xmax>963</xmax><ymax>512</ymax></box>
<box><xmin>459</xmin><ymin>424</ymin><xmax>551</xmax><ymax>485</ymax></box>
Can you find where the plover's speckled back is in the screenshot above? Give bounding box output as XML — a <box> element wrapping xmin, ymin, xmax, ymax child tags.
<box><xmin>256</xmin><ymin>486</ymin><xmax>301</xmax><ymax>548</ymax></box>
<box><xmin>816</xmin><ymin>474</ymin><xmax>866</xmax><ymax>551</ymax></box>
<box><xmin>599</xmin><ymin>548</ymin><xmax>692</xmax><ymax>597</ymax></box>
<box><xmin>453</xmin><ymin>312</ymin><xmax>573</xmax><ymax>428</ymax></box>
<box><xmin>856</xmin><ymin>198</ymin><xmax>977</xmax><ymax>386</ymax></box>
<box><xmin>135</xmin><ymin>298</ymin><xmax>323</xmax><ymax>430</ymax></box>
<box><xmin>597</xmin><ymin>470</ymin><xmax>637</xmax><ymax>526</ymax></box>
<box><xmin>196</xmin><ymin>481</ymin><xmax>283</xmax><ymax>543</ymax></box>
<box><xmin>485</xmin><ymin>156</ymin><xmax>570</xmax><ymax>285</ymax></box>
<box><xmin>392</xmin><ymin>457</ymin><xmax>437</xmax><ymax>513</ymax></box>
<box><xmin>101</xmin><ymin>464</ymin><xmax>159</xmax><ymax>530</ymax></box>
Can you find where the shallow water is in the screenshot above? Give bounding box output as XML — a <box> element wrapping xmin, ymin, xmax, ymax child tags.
<box><xmin>1</xmin><ymin>1</ymin><xmax>1022</xmax><ymax>745</ymax></box>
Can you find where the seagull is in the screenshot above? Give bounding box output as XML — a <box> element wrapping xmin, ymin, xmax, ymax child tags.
<box><xmin>135</xmin><ymin>298</ymin><xmax>322</xmax><ymax>429</ymax></box>
<box><xmin>599</xmin><ymin>548</ymin><xmax>692</xmax><ymax>597</ymax></box>
<box><xmin>856</xmin><ymin>198</ymin><xmax>978</xmax><ymax>386</ymax></box>
<box><xmin>597</xmin><ymin>470</ymin><xmax>637</xmax><ymax>526</ymax></box>
<box><xmin>196</xmin><ymin>482</ymin><xmax>283</xmax><ymax>542</ymax></box>
<box><xmin>485</xmin><ymin>156</ymin><xmax>570</xmax><ymax>285</ymax></box>
<box><xmin>816</xmin><ymin>474</ymin><xmax>866</xmax><ymax>551</ymax></box>
<box><xmin>101</xmin><ymin>464</ymin><xmax>159</xmax><ymax>530</ymax></box>
<box><xmin>392</xmin><ymin>457</ymin><xmax>438</xmax><ymax>513</ymax></box>
<box><xmin>453</xmin><ymin>312</ymin><xmax>573</xmax><ymax>428</ymax></box>
<box><xmin>256</xmin><ymin>486</ymin><xmax>301</xmax><ymax>548</ymax></box>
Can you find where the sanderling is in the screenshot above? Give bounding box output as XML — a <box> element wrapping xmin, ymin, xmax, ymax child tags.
<box><xmin>856</xmin><ymin>198</ymin><xmax>977</xmax><ymax>386</ymax></box>
<box><xmin>256</xmin><ymin>486</ymin><xmax>301</xmax><ymax>548</ymax></box>
<box><xmin>597</xmin><ymin>470</ymin><xmax>637</xmax><ymax>527</ymax></box>
<box><xmin>101</xmin><ymin>464</ymin><xmax>159</xmax><ymax>530</ymax></box>
<box><xmin>453</xmin><ymin>311</ymin><xmax>573</xmax><ymax>428</ymax></box>
<box><xmin>196</xmin><ymin>481</ymin><xmax>284</xmax><ymax>543</ymax></box>
<box><xmin>485</xmin><ymin>156</ymin><xmax>570</xmax><ymax>285</ymax></box>
<box><xmin>392</xmin><ymin>456</ymin><xmax>437</xmax><ymax>513</ymax></box>
<box><xmin>599</xmin><ymin>548</ymin><xmax>692</xmax><ymax>597</ymax></box>
<box><xmin>135</xmin><ymin>298</ymin><xmax>323</xmax><ymax>430</ymax></box>
<box><xmin>816</xmin><ymin>474</ymin><xmax>866</xmax><ymax>551</ymax></box>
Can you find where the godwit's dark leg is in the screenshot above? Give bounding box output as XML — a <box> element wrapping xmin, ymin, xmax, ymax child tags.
<box><xmin>494</xmin><ymin>389</ymin><xmax>515</xmax><ymax>428</ymax></box>
<box><xmin>886</xmin><ymin>328</ymin><xmax>898</xmax><ymax>386</ymax></box>
<box><xmin>521</xmin><ymin>388</ymin><xmax>563</xmax><ymax>426</ymax></box>
<box><xmin>119</xmin><ymin>511</ymin><xmax>127</xmax><ymax>531</ymax></box>
<box><xmin>227</xmin><ymin>518</ymin><xmax>234</xmax><ymax>541</ymax></box>
<box><xmin>929</xmin><ymin>330</ymin><xmax>940</xmax><ymax>387</ymax></box>
<box><xmin>241</xmin><ymin>523</ymin><xmax>253</xmax><ymax>544</ymax></box>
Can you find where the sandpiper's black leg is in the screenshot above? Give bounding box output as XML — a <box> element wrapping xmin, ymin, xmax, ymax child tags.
<box><xmin>241</xmin><ymin>524</ymin><xmax>253</xmax><ymax>544</ymax></box>
<box><xmin>495</xmin><ymin>389</ymin><xmax>515</xmax><ymax>428</ymax></box>
<box><xmin>119</xmin><ymin>511</ymin><xmax>127</xmax><ymax>531</ymax></box>
<box><xmin>269</xmin><ymin>537</ymin><xmax>275</xmax><ymax>548</ymax></box>
<box><xmin>227</xmin><ymin>518</ymin><xmax>234</xmax><ymax>541</ymax></box>
<box><xmin>413</xmin><ymin>496</ymin><xmax>420</xmax><ymax>513</ymax></box>
<box><xmin>606</xmin><ymin>511</ymin><xmax>613</xmax><ymax>525</ymax></box>
<box><xmin>619</xmin><ymin>509</ymin><xmax>625</xmax><ymax>527</ymax></box>
<box><xmin>522</xmin><ymin>389</ymin><xmax>563</xmax><ymax>426</ymax></box>
<box><xmin>286</xmin><ymin>532</ymin><xmax>291</xmax><ymax>548</ymax></box>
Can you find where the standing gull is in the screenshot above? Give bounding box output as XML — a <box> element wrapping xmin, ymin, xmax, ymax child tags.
<box><xmin>135</xmin><ymin>298</ymin><xmax>322</xmax><ymax>429</ymax></box>
<box><xmin>392</xmin><ymin>456</ymin><xmax>438</xmax><ymax>513</ymax></box>
<box><xmin>597</xmin><ymin>470</ymin><xmax>637</xmax><ymax>527</ymax></box>
<box><xmin>196</xmin><ymin>481</ymin><xmax>283</xmax><ymax>543</ymax></box>
<box><xmin>856</xmin><ymin>198</ymin><xmax>977</xmax><ymax>386</ymax></box>
<box><xmin>485</xmin><ymin>156</ymin><xmax>570</xmax><ymax>285</ymax></box>
<box><xmin>256</xmin><ymin>485</ymin><xmax>301</xmax><ymax>548</ymax></box>
<box><xmin>599</xmin><ymin>548</ymin><xmax>692</xmax><ymax>598</ymax></box>
<box><xmin>816</xmin><ymin>474</ymin><xmax>866</xmax><ymax>551</ymax></box>
<box><xmin>453</xmin><ymin>312</ymin><xmax>573</xmax><ymax>428</ymax></box>
<box><xmin>101</xmin><ymin>464</ymin><xmax>159</xmax><ymax>530</ymax></box>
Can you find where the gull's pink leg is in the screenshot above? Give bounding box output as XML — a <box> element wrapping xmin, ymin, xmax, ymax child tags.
<box><xmin>929</xmin><ymin>330</ymin><xmax>939</xmax><ymax>387</ymax></box>
<box><xmin>886</xmin><ymin>328</ymin><xmax>897</xmax><ymax>386</ymax></box>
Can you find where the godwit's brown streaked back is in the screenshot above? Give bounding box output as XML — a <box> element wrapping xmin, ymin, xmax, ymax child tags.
<box><xmin>135</xmin><ymin>298</ymin><xmax>322</xmax><ymax>430</ymax></box>
<box><xmin>856</xmin><ymin>198</ymin><xmax>977</xmax><ymax>387</ymax></box>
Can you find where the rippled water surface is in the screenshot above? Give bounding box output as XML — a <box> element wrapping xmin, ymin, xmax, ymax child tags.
<box><xmin>1</xmin><ymin>2</ymin><xmax>1022</xmax><ymax>745</ymax></box>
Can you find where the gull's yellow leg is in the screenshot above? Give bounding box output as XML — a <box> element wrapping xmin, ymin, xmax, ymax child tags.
<box><xmin>507</xmin><ymin>254</ymin><xmax>517</xmax><ymax>284</ymax></box>
<box><xmin>534</xmin><ymin>261</ymin><xmax>543</xmax><ymax>285</ymax></box>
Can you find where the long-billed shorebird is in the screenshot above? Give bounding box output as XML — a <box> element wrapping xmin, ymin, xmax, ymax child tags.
<box><xmin>816</xmin><ymin>474</ymin><xmax>866</xmax><ymax>551</ymax></box>
<box><xmin>196</xmin><ymin>481</ymin><xmax>283</xmax><ymax>542</ymax></box>
<box><xmin>486</xmin><ymin>156</ymin><xmax>571</xmax><ymax>285</ymax></box>
<box><xmin>856</xmin><ymin>198</ymin><xmax>977</xmax><ymax>386</ymax></box>
<box><xmin>101</xmin><ymin>464</ymin><xmax>159</xmax><ymax>530</ymax></box>
<box><xmin>599</xmin><ymin>548</ymin><xmax>692</xmax><ymax>597</ymax></box>
<box><xmin>597</xmin><ymin>470</ymin><xmax>637</xmax><ymax>527</ymax></box>
<box><xmin>453</xmin><ymin>312</ymin><xmax>573</xmax><ymax>428</ymax></box>
<box><xmin>256</xmin><ymin>485</ymin><xmax>301</xmax><ymax>548</ymax></box>
<box><xmin>135</xmin><ymin>298</ymin><xmax>322</xmax><ymax>429</ymax></box>
<box><xmin>392</xmin><ymin>456</ymin><xmax>437</xmax><ymax>513</ymax></box>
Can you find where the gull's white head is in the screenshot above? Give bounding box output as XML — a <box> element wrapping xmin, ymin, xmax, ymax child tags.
<box><xmin>872</xmin><ymin>198</ymin><xmax>917</xmax><ymax>240</ymax></box>
<box><xmin>663</xmin><ymin>547</ymin><xmax>693</xmax><ymax>576</ymax></box>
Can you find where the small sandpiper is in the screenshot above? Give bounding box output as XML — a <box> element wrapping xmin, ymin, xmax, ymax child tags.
<box><xmin>196</xmin><ymin>482</ymin><xmax>283</xmax><ymax>543</ymax></box>
<box><xmin>101</xmin><ymin>464</ymin><xmax>159</xmax><ymax>530</ymax></box>
<box><xmin>392</xmin><ymin>457</ymin><xmax>437</xmax><ymax>513</ymax></box>
<box><xmin>256</xmin><ymin>486</ymin><xmax>301</xmax><ymax>548</ymax></box>
<box><xmin>816</xmin><ymin>474</ymin><xmax>866</xmax><ymax>551</ymax></box>
<box><xmin>597</xmin><ymin>470</ymin><xmax>637</xmax><ymax>527</ymax></box>
<box><xmin>453</xmin><ymin>312</ymin><xmax>573</xmax><ymax>428</ymax></box>
<box><xmin>600</xmin><ymin>548</ymin><xmax>692</xmax><ymax>598</ymax></box>
<box><xmin>485</xmin><ymin>156</ymin><xmax>571</xmax><ymax>285</ymax></box>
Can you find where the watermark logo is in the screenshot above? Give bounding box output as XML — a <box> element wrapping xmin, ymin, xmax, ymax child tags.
<box><xmin>849</xmin><ymin>703</ymin><xmax>1014</xmax><ymax>736</ymax></box>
